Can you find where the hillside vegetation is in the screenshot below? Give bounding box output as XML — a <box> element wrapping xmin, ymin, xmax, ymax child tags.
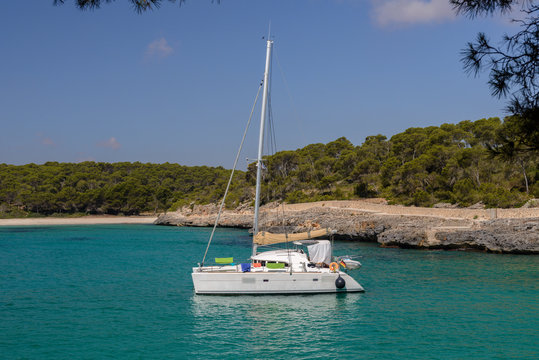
<box><xmin>0</xmin><ymin>162</ymin><xmax>249</xmax><ymax>216</ymax></box>
<box><xmin>254</xmin><ymin>117</ymin><xmax>538</xmax><ymax>207</ymax></box>
<box><xmin>0</xmin><ymin>118</ymin><xmax>537</xmax><ymax>217</ymax></box>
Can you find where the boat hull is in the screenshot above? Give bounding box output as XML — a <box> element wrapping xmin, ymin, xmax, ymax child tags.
<box><xmin>192</xmin><ymin>270</ymin><xmax>364</xmax><ymax>295</ymax></box>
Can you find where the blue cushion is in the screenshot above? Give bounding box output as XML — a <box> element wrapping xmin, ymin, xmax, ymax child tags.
<box><xmin>241</xmin><ymin>263</ymin><xmax>251</xmax><ymax>272</ymax></box>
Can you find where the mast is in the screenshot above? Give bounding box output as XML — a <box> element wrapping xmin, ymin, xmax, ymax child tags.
<box><xmin>252</xmin><ymin>38</ymin><xmax>273</xmax><ymax>257</ymax></box>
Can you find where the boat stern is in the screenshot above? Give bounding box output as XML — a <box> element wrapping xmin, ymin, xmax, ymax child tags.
<box><xmin>340</xmin><ymin>272</ymin><xmax>364</xmax><ymax>292</ymax></box>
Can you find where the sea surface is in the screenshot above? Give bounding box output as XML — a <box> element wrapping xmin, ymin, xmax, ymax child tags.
<box><xmin>1</xmin><ymin>224</ymin><xmax>538</xmax><ymax>359</ymax></box>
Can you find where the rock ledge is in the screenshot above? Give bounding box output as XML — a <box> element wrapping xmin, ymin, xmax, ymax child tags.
<box><xmin>155</xmin><ymin>202</ymin><xmax>539</xmax><ymax>254</ymax></box>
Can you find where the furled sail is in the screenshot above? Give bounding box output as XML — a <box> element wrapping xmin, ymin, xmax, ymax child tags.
<box><xmin>253</xmin><ymin>228</ymin><xmax>332</xmax><ymax>245</ymax></box>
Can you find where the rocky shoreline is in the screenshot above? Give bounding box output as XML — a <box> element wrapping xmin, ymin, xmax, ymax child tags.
<box><xmin>154</xmin><ymin>201</ymin><xmax>539</xmax><ymax>254</ymax></box>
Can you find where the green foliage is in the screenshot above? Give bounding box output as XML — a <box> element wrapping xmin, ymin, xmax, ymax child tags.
<box><xmin>451</xmin><ymin>178</ymin><xmax>478</xmax><ymax>207</ymax></box>
<box><xmin>354</xmin><ymin>182</ymin><xmax>372</xmax><ymax>198</ymax></box>
<box><xmin>0</xmin><ymin>162</ymin><xmax>247</xmax><ymax>217</ymax></box>
<box><xmin>452</xmin><ymin>1</ymin><xmax>539</xmax><ymax>153</ymax></box>
<box><xmin>248</xmin><ymin>117</ymin><xmax>537</xmax><ymax>208</ymax></box>
<box><xmin>478</xmin><ymin>183</ymin><xmax>525</xmax><ymax>208</ymax></box>
<box><xmin>1</xmin><ymin>118</ymin><xmax>537</xmax><ymax>216</ymax></box>
<box><xmin>54</xmin><ymin>0</ymin><xmax>188</xmax><ymax>14</ymax></box>
<box><xmin>412</xmin><ymin>190</ymin><xmax>432</xmax><ymax>207</ymax></box>
<box><xmin>531</xmin><ymin>182</ymin><xmax>539</xmax><ymax>198</ymax></box>
<box><xmin>285</xmin><ymin>190</ymin><xmax>309</xmax><ymax>204</ymax></box>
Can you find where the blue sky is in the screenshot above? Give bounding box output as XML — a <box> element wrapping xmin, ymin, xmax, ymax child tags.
<box><xmin>0</xmin><ymin>0</ymin><xmax>517</xmax><ymax>168</ymax></box>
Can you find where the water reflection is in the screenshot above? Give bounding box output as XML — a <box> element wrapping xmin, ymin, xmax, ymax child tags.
<box><xmin>189</xmin><ymin>293</ymin><xmax>364</xmax><ymax>358</ymax></box>
<box><xmin>191</xmin><ymin>293</ymin><xmax>362</xmax><ymax>318</ymax></box>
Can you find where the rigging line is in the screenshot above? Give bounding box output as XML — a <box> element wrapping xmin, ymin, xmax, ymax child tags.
<box><xmin>268</xmin><ymin>95</ymin><xmax>277</xmax><ymax>156</ymax></box>
<box><xmin>267</xmin><ymin>98</ymin><xmax>273</xmax><ymax>155</ymax></box>
<box><xmin>265</xmin><ymin>108</ymin><xmax>273</xmax><ymax>158</ymax></box>
<box><xmin>201</xmin><ymin>82</ymin><xmax>264</xmax><ymax>266</ymax></box>
<box><xmin>263</xmin><ymin>90</ymin><xmax>288</xmax><ymax>244</ymax></box>
<box><xmin>273</xmin><ymin>52</ymin><xmax>321</xmax><ymax>240</ymax></box>
<box><xmin>260</xmin><ymin>44</ymin><xmax>277</xmax><ymax>235</ymax></box>
<box><xmin>268</xmin><ymin>51</ymin><xmax>290</xmax><ymax>237</ymax></box>
<box><xmin>266</xmin><ymin>45</ymin><xmax>277</xmax><ymax>157</ymax></box>
<box><xmin>274</xmin><ymin>51</ymin><xmax>317</xmax><ymax>190</ymax></box>
<box><xmin>267</xmin><ymin>43</ymin><xmax>273</xmax><ymax>155</ymax></box>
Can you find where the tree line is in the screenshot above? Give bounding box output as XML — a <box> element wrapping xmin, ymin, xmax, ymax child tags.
<box><xmin>0</xmin><ymin>162</ymin><xmax>249</xmax><ymax>216</ymax></box>
<box><xmin>0</xmin><ymin>117</ymin><xmax>537</xmax><ymax>217</ymax></box>
<box><xmin>251</xmin><ymin>117</ymin><xmax>538</xmax><ymax>208</ymax></box>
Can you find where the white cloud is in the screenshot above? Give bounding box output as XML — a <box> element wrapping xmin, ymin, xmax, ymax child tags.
<box><xmin>372</xmin><ymin>0</ymin><xmax>456</xmax><ymax>26</ymax></box>
<box><xmin>38</xmin><ymin>133</ymin><xmax>55</xmax><ymax>147</ymax></box>
<box><xmin>145</xmin><ymin>37</ymin><xmax>173</xmax><ymax>59</ymax></box>
<box><xmin>41</xmin><ymin>137</ymin><xmax>55</xmax><ymax>146</ymax></box>
<box><xmin>97</xmin><ymin>137</ymin><xmax>121</xmax><ymax>150</ymax></box>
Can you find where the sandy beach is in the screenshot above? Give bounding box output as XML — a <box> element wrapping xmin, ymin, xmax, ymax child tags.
<box><xmin>3</xmin><ymin>199</ymin><xmax>538</xmax><ymax>227</ymax></box>
<box><xmin>0</xmin><ymin>216</ymin><xmax>157</xmax><ymax>226</ymax></box>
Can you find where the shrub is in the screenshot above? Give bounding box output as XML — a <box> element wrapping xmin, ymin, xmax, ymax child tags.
<box><xmin>412</xmin><ymin>190</ymin><xmax>432</xmax><ymax>207</ymax></box>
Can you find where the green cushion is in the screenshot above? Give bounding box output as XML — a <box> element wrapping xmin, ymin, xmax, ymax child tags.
<box><xmin>215</xmin><ymin>257</ymin><xmax>233</xmax><ymax>264</ymax></box>
<box><xmin>266</xmin><ymin>262</ymin><xmax>285</xmax><ymax>269</ymax></box>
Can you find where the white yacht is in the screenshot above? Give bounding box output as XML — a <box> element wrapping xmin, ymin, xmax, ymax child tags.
<box><xmin>191</xmin><ymin>37</ymin><xmax>364</xmax><ymax>295</ymax></box>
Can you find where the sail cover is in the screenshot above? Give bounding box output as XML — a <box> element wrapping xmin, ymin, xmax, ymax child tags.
<box><xmin>307</xmin><ymin>240</ymin><xmax>332</xmax><ymax>265</ymax></box>
<box><xmin>253</xmin><ymin>228</ymin><xmax>331</xmax><ymax>245</ymax></box>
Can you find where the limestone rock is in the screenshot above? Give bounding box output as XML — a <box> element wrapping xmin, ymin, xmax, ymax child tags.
<box><xmin>154</xmin><ymin>204</ymin><xmax>539</xmax><ymax>254</ymax></box>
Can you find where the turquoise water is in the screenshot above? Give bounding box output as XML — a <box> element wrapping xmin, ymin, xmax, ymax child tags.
<box><xmin>1</xmin><ymin>225</ymin><xmax>538</xmax><ymax>359</ymax></box>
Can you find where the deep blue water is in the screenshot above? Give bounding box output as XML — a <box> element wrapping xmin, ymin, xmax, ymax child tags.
<box><xmin>1</xmin><ymin>225</ymin><xmax>538</xmax><ymax>359</ymax></box>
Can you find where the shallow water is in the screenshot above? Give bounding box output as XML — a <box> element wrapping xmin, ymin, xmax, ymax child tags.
<box><xmin>1</xmin><ymin>225</ymin><xmax>537</xmax><ymax>359</ymax></box>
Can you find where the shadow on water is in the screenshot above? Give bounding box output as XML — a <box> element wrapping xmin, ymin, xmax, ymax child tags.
<box><xmin>0</xmin><ymin>226</ymin><xmax>54</xmax><ymax>233</ymax></box>
<box><xmin>62</xmin><ymin>236</ymin><xmax>91</xmax><ymax>241</ymax></box>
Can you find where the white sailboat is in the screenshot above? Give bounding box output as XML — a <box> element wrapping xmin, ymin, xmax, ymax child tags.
<box><xmin>191</xmin><ymin>38</ymin><xmax>364</xmax><ymax>295</ymax></box>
